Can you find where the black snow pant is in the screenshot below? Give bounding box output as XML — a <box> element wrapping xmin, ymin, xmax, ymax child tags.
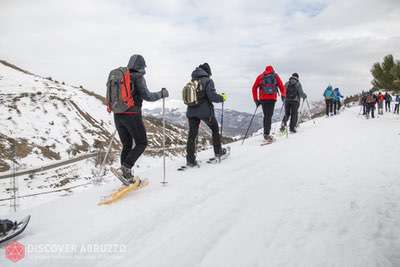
<box><xmin>385</xmin><ymin>101</ymin><xmax>391</xmax><ymax>112</ymax></box>
<box><xmin>395</xmin><ymin>104</ymin><xmax>399</xmax><ymax>114</ymax></box>
<box><xmin>186</xmin><ymin>116</ymin><xmax>222</xmax><ymax>164</ymax></box>
<box><xmin>325</xmin><ymin>99</ymin><xmax>333</xmax><ymax>116</ymax></box>
<box><xmin>362</xmin><ymin>104</ymin><xmax>366</xmax><ymax>115</ymax></box>
<box><xmin>261</xmin><ymin>100</ymin><xmax>276</xmax><ymax>136</ymax></box>
<box><xmin>366</xmin><ymin>104</ymin><xmax>375</xmax><ymax>118</ymax></box>
<box><xmin>282</xmin><ymin>101</ymin><xmax>299</xmax><ymax>130</ymax></box>
<box><xmin>114</xmin><ymin>113</ymin><xmax>148</xmax><ymax>169</ymax></box>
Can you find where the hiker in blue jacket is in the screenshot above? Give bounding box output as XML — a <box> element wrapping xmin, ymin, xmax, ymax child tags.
<box><xmin>323</xmin><ymin>85</ymin><xmax>334</xmax><ymax>116</ymax></box>
<box><xmin>333</xmin><ymin>88</ymin><xmax>344</xmax><ymax>115</ymax></box>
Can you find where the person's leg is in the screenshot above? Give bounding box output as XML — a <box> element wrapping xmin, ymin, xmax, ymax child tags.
<box><xmin>114</xmin><ymin>115</ymin><xmax>133</xmax><ymax>167</ymax></box>
<box><xmin>289</xmin><ymin>102</ymin><xmax>298</xmax><ymax>130</ymax></box>
<box><xmin>262</xmin><ymin>101</ymin><xmax>275</xmax><ymax>136</ymax></box>
<box><xmin>282</xmin><ymin>102</ymin><xmax>290</xmax><ymax>127</ymax></box>
<box><xmin>329</xmin><ymin>99</ymin><xmax>333</xmax><ymax>115</ymax></box>
<box><xmin>333</xmin><ymin>101</ymin><xmax>337</xmax><ymax>115</ymax></box>
<box><xmin>325</xmin><ymin>99</ymin><xmax>329</xmax><ymax>116</ymax></box>
<box><xmin>338</xmin><ymin>101</ymin><xmax>341</xmax><ymax>111</ymax></box>
<box><xmin>371</xmin><ymin>106</ymin><xmax>375</xmax><ymax>118</ymax></box>
<box><xmin>121</xmin><ymin>114</ymin><xmax>148</xmax><ymax>168</ymax></box>
<box><xmin>186</xmin><ymin>117</ymin><xmax>200</xmax><ymax>164</ymax></box>
<box><xmin>203</xmin><ymin>116</ymin><xmax>222</xmax><ymax>156</ymax></box>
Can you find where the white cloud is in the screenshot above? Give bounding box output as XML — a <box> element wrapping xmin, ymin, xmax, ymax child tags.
<box><xmin>1</xmin><ymin>0</ymin><xmax>399</xmax><ymax>112</ymax></box>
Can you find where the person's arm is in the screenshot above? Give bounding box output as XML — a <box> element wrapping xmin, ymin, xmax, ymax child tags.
<box><xmin>297</xmin><ymin>82</ymin><xmax>307</xmax><ymax>99</ymax></box>
<box><xmin>136</xmin><ymin>76</ymin><xmax>162</xmax><ymax>102</ymax></box>
<box><xmin>205</xmin><ymin>79</ymin><xmax>224</xmax><ymax>103</ymax></box>
<box><xmin>276</xmin><ymin>74</ymin><xmax>286</xmax><ymax>97</ymax></box>
<box><xmin>252</xmin><ymin>75</ymin><xmax>262</xmax><ymax>102</ymax></box>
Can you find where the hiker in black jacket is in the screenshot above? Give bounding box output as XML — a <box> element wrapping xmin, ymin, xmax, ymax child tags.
<box><xmin>185</xmin><ymin>63</ymin><xmax>227</xmax><ymax>166</ymax></box>
<box><xmin>280</xmin><ymin>73</ymin><xmax>307</xmax><ymax>133</ymax></box>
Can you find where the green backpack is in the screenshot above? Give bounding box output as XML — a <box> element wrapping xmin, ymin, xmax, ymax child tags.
<box><xmin>182</xmin><ymin>79</ymin><xmax>204</xmax><ymax>106</ymax></box>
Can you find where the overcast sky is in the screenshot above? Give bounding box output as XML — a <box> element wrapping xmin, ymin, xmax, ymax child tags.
<box><xmin>1</xmin><ymin>0</ymin><xmax>399</xmax><ymax>112</ymax></box>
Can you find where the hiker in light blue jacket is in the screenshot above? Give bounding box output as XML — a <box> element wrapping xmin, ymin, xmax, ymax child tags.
<box><xmin>333</xmin><ymin>88</ymin><xmax>344</xmax><ymax>114</ymax></box>
<box><xmin>323</xmin><ymin>85</ymin><xmax>334</xmax><ymax>116</ymax></box>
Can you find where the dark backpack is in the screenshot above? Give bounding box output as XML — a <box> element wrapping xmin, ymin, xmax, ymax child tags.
<box><xmin>286</xmin><ymin>80</ymin><xmax>298</xmax><ymax>100</ymax></box>
<box><xmin>260</xmin><ymin>73</ymin><xmax>277</xmax><ymax>95</ymax></box>
<box><xmin>366</xmin><ymin>95</ymin><xmax>375</xmax><ymax>104</ymax></box>
<box><xmin>106</xmin><ymin>67</ymin><xmax>135</xmax><ymax>113</ymax></box>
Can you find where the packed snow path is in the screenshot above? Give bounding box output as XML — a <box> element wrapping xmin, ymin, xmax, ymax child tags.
<box><xmin>2</xmin><ymin>107</ymin><xmax>400</xmax><ymax>267</ymax></box>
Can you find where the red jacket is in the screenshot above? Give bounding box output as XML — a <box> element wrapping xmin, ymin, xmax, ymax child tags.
<box><xmin>252</xmin><ymin>65</ymin><xmax>286</xmax><ymax>102</ymax></box>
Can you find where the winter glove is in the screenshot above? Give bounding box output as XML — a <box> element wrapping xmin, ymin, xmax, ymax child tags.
<box><xmin>255</xmin><ymin>101</ymin><xmax>261</xmax><ymax>107</ymax></box>
<box><xmin>303</xmin><ymin>93</ymin><xmax>307</xmax><ymax>99</ymax></box>
<box><xmin>281</xmin><ymin>96</ymin><xmax>286</xmax><ymax>102</ymax></box>
<box><xmin>160</xmin><ymin>88</ymin><xmax>169</xmax><ymax>98</ymax></box>
<box><xmin>221</xmin><ymin>93</ymin><xmax>227</xmax><ymax>102</ymax></box>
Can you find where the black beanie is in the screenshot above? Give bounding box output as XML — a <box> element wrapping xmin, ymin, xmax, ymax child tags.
<box><xmin>199</xmin><ymin>63</ymin><xmax>212</xmax><ymax>76</ymax></box>
<box><xmin>292</xmin><ymin>73</ymin><xmax>299</xmax><ymax>78</ymax></box>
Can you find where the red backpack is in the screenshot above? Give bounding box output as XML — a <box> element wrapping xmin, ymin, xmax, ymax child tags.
<box><xmin>106</xmin><ymin>67</ymin><xmax>135</xmax><ymax>113</ymax></box>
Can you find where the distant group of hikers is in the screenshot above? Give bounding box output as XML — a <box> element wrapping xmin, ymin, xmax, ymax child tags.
<box><xmin>360</xmin><ymin>91</ymin><xmax>400</xmax><ymax>119</ymax></box>
<box><xmin>105</xmin><ymin>54</ymin><xmax>341</xmax><ymax>185</ymax></box>
<box><xmin>323</xmin><ymin>85</ymin><xmax>344</xmax><ymax>116</ymax></box>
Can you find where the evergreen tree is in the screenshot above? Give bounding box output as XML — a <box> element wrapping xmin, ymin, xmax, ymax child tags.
<box><xmin>371</xmin><ymin>54</ymin><xmax>400</xmax><ymax>92</ymax></box>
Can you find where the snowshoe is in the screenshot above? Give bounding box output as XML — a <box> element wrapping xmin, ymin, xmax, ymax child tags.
<box><xmin>207</xmin><ymin>147</ymin><xmax>231</xmax><ymax>164</ymax></box>
<box><xmin>178</xmin><ymin>161</ymin><xmax>200</xmax><ymax>171</ymax></box>
<box><xmin>0</xmin><ymin>216</ymin><xmax>31</xmax><ymax>245</ymax></box>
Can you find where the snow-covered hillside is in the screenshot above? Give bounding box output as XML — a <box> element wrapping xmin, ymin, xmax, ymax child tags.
<box><xmin>0</xmin><ymin>60</ymin><xmax>211</xmax><ymax>173</ymax></box>
<box><xmin>1</xmin><ymin>107</ymin><xmax>399</xmax><ymax>267</ymax></box>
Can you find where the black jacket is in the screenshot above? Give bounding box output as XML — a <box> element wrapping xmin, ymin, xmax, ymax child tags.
<box><xmin>186</xmin><ymin>67</ymin><xmax>223</xmax><ymax>119</ymax></box>
<box><xmin>126</xmin><ymin>55</ymin><xmax>162</xmax><ymax>113</ymax></box>
<box><xmin>284</xmin><ymin>76</ymin><xmax>306</xmax><ymax>103</ymax></box>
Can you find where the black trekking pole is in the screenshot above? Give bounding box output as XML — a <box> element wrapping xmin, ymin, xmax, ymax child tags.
<box><xmin>241</xmin><ymin>106</ymin><xmax>258</xmax><ymax>145</ymax></box>
<box><xmin>161</xmin><ymin>91</ymin><xmax>167</xmax><ymax>185</ymax></box>
<box><xmin>296</xmin><ymin>99</ymin><xmax>305</xmax><ymax>128</ymax></box>
<box><xmin>94</xmin><ymin>129</ymin><xmax>116</xmax><ymax>185</ymax></box>
<box><xmin>305</xmin><ymin>98</ymin><xmax>315</xmax><ymax>125</ymax></box>
<box><xmin>273</xmin><ymin>101</ymin><xmax>286</xmax><ymax>135</ymax></box>
<box><xmin>220</xmin><ymin>102</ymin><xmax>224</xmax><ymax>137</ymax></box>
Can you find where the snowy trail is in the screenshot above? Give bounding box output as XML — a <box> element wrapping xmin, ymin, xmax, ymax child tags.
<box><xmin>2</xmin><ymin>107</ymin><xmax>400</xmax><ymax>267</ymax></box>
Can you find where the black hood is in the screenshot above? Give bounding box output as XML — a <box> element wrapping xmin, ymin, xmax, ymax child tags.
<box><xmin>191</xmin><ymin>67</ymin><xmax>209</xmax><ymax>79</ymax></box>
<box><xmin>127</xmin><ymin>54</ymin><xmax>146</xmax><ymax>74</ymax></box>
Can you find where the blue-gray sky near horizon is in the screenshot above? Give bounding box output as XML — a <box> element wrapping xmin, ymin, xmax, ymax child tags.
<box><xmin>1</xmin><ymin>0</ymin><xmax>399</xmax><ymax>112</ymax></box>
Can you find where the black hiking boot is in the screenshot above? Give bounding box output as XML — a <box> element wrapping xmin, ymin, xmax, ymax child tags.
<box><xmin>264</xmin><ymin>134</ymin><xmax>274</xmax><ymax>143</ymax></box>
<box><xmin>186</xmin><ymin>160</ymin><xmax>199</xmax><ymax>168</ymax></box>
<box><xmin>289</xmin><ymin>128</ymin><xmax>297</xmax><ymax>133</ymax></box>
<box><xmin>114</xmin><ymin>166</ymin><xmax>137</xmax><ymax>186</ymax></box>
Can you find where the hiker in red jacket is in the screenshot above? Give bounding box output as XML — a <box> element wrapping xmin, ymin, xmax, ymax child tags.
<box><xmin>252</xmin><ymin>65</ymin><xmax>286</xmax><ymax>142</ymax></box>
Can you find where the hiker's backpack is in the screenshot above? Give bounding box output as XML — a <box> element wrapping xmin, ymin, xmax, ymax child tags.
<box><xmin>106</xmin><ymin>67</ymin><xmax>135</xmax><ymax>113</ymax></box>
<box><xmin>182</xmin><ymin>79</ymin><xmax>204</xmax><ymax>106</ymax></box>
<box><xmin>366</xmin><ymin>95</ymin><xmax>375</xmax><ymax>104</ymax></box>
<box><xmin>260</xmin><ymin>73</ymin><xmax>277</xmax><ymax>95</ymax></box>
<box><xmin>286</xmin><ymin>81</ymin><xmax>298</xmax><ymax>100</ymax></box>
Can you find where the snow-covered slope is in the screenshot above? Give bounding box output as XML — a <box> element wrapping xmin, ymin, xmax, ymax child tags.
<box><xmin>2</xmin><ymin>107</ymin><xmax>400</xmax><ymax>267</ymax></box>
